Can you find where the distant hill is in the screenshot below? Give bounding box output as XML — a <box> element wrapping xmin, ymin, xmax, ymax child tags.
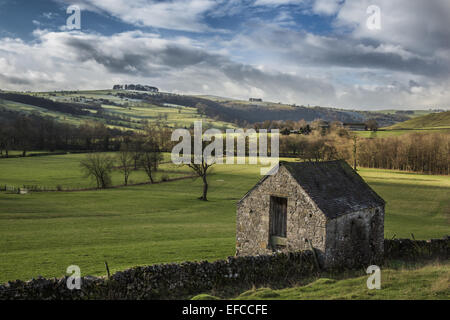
<box><xmin>0</xmin><ymin>89</ymin><xmax>411</xmax><ymax>129</ymax></box>
<box><xmin>146</xmin><ymin>94</ymin><xmax>409</xmax><ymax>127</ymax></box>
<box><xmin>386</xmin><ymin>111</ymin><xmax>450</xmax><ymax>129</ymax></box>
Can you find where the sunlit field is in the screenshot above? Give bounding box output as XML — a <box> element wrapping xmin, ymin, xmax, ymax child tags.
<box><xmin>0</xmin><ymin>154</ymin><xmax>449</xmax><ymax>283</ymax></box>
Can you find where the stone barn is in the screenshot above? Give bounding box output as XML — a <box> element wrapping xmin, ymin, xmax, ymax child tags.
<box><xmin>236</xmin><ymin>160</ymin><xmax>385</xmax><ymax>268</ymax></box>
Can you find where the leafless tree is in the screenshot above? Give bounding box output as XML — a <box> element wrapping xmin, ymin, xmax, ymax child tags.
<box><xmin>130</xmin><ymin>135</ymin><xmax>144</xmax><ymax>170</ymax></box>
<box><xmin>186</xmin><ymin>140</ymin><xmax>215</xmax><ymax>201</ymax></box>
<box><xmin>117</xmin><ymin>144</ymin><xmax>134</xmax><ymax>185</ymax></box>
<box><xmin>188</xmin><ymin>159</ymin><xmax>214</xmax><ymax>201</ymax></box>
<box><xmin>140</xmin><ymin>141</ymin><xmax>163</xmax><ymax>183</ymax></box>
<box><xmin>365</xmin><ymin>119</ymin><xmax>379</xmax><ymax>131</ymax></box>
<box><xmin>80</xmin><ymin>153</ymin><xmax>114</xmax><ymax>189</ymax></box>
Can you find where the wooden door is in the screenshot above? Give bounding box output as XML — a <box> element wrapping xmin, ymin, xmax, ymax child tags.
<box><xmin>270</xmin><ymin>196</ymin><xmax>287</xmax><ymax>237</ymax></box>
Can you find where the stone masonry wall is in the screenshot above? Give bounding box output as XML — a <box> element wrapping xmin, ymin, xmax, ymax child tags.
<box><xmin>325</xmin><ymin>206</ymin><xmax>384</xmax><ymax>268</ymax></box>
<box><xmin>236</xmin><ymin>166</ymin><xmax>326</xmax><ymax>257</ymax></box>
<box><xmin>0</xmin><ymin>237</ymin><xmax>447</xmax><ymax>300</ymax></box>
<box><xmin>0</xmin><ymin>251</ymin><xmax>317</xmax><ymax>300</ymax></box>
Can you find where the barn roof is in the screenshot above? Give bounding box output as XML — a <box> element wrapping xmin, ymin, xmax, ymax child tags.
<box><xmin>239</xmin><ymin>160</ymin><xmax>385</xmax><ymax>219</ymax></box>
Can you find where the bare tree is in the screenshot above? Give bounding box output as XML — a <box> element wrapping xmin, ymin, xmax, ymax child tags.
<box><xmin>130</xmin><ymin>135</ymin><xmax>144</xmax><ymax>170</ymax></box>
<box><xmin>117</xmin><ymin>144</ymin><xmax>134</xmax><ymax>185</ymax></box>
<box><xmin>186</xmin><ymin>140</ymin><xmax>215</xmax><ymax>201</ymax></box>
<box><xmin>187</xmin><ymin>158</ymin><xmax>214</xmax><ymax>201</ymax></box>
<box><xmin>0</xmin><ymin>124</ymin><xmax>12</xmax><ymax>158</ymax></box>
<box><xmin>365</xmin><ymin>119</ymin><xmax>379</xmax><ymax>131</ymax></box>
<box><xmin>80</xmin><ymin>153</ymin><xmax>114</xmax><ymax>189</ymax></box>
<box><xmin>140</xmin><ymin>141</ymin><xmax>163</xmax><ymax>183</ymax></box>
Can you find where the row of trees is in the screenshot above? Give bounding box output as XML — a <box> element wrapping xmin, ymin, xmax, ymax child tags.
<box><xmin>0</xmin><ymin>111</ymin><xmax>176</xmax><ymax>157</ymax></box>
<box><xmin>0</xmin><ymin>112</ymin><xmax>127</xmax><ymax>156</ymax></box>
<box><xmin>80</xmin><ymin>136</ymin><xmax>163</xmax><ymax>188</ymax></box>
<box><xmin>357</xmin><ymin>133</ymin><xmax>450</xmax><ymax>174</ymax></box>
<box><xmin>278</xmin><ymin>128</ymin><xmax>449</xmax><ymax>175</ymax></box>
<box><xmin>279</xmin><ymin>127</ymin><xmax>352</xmax><ymax>162</ymax></box>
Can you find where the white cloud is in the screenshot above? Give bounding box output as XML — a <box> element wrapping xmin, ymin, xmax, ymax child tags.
<box><xmin>0</xmin><ymin>30</ymin><xmax>337</xmax><ymax>105</ymax></box>
<box><xmin>312</xmin><ymin>0</ymin><xmax>341</xmax><ymax>15</ymax></box>
<box><xmin>253</xmin><ymin>0</ymin><xmax>304</xmax><ymax>6</ymax></box>
<box><xmin>0</xmin><ymin>0</ymin><xmax>449</xmax><ymax>110</ymax></box>
<box><xmin>55</xmin><ymin>0</ymin><xmax>218</xmax><ymax>32</ymax></box>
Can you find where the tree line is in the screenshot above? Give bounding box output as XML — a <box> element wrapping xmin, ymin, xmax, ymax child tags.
<box><xmin>0</xmin><ymin>112</ymin><xmax>124</xmax><ymax>156</ymax></box>
<box><xmin>278</xmin><ymin>127</ymin><xmax>449</xmax><ymax>175</ymax></box>
<box><xmin>0</xmin><ymin>109</ymin><xmax>176</xmax><ymax>157</ymax></box>
<box><xmin>356</xmin><ymin>133</ymin><xmax>449</xmax><ymax>175</ymax></box>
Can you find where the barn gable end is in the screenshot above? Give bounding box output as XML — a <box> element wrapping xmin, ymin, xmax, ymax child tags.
<box><xmin>236</xmin><ymin>160</ymin><xmax>385</xmax><ymax>268</ymax></box>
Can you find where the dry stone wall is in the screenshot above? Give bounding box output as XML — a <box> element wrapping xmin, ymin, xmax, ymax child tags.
<box><xmin>236</xmin><ymin>166</ymin><xmax>326</xmax><ymax>257</ymax></box>
<box><xmin>0</xmin><ymin>237</ymin><xmax>447</xmax><ymax>300</ymax></box>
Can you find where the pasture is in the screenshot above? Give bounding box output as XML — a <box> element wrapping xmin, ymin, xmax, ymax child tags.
<box><xmin>0</xmin><ymin>152</ymin><xmax>185</xmax><ymax>190</ymax></box>
<box><xmin>0</xmin><ymin>154</ymin><xmax>449</xmax><ymax>283</ymax></box>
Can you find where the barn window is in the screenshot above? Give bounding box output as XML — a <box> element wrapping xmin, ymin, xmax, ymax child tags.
<box><xmin>269</xmin><ymin>196</ymin><xmax>287</xmax><ymax>238</ymax></box>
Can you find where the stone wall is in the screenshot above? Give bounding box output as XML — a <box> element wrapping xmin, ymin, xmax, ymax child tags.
<box><xmin>0</xmin><ymin>237</ymin><xmax>447</xmax><ymax>300</ymax></box>
<box><xmin>236</xmin><ymin>165</ymin><xmax>326</xmax><ymax>257</ymax></box>
<box><xmin>384</xmin><ymin>236</ymin><xmax>449</xmax><ymax>260</ymax></box>
<box><xmin>0</xmin><ymin>251</ymin><xmax>317</xmax><ymax>300</ymax></box>
<box><xmin>325</xmin><ymin>206</ymin><xmax>384</xmax><ymax>268</ymax></box>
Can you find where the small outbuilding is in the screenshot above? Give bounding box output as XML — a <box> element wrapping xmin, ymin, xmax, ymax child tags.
<box><xmin>236</xmin><ymin>160</ymin><xmax>385</xmax><ymax>268</ymax></box>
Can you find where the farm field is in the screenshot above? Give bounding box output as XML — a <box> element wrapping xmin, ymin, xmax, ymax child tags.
<box><xmin>0</xmin><ymin>152</ymin><xmax>182</xmax><ymax>190</ymax></box>
<box><xmin>0</xmin><ymin>155</ymin><xmax>449</xmax><ymax>283</ymax></box>
<box><xmin>0</xmin><ymin>90</ymin><xmax>236</xmax><ymax>131</ymax></box>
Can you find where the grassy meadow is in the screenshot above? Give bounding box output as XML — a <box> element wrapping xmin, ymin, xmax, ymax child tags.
<box><xmin>0</xmin><ymin>152</ymin><xmax>184</xmax><ymax>190</ymax></box>
<box><xmin>0</xmin><ymin>153</ymin><xmax>449</xmax><ymax>284</ymax></box>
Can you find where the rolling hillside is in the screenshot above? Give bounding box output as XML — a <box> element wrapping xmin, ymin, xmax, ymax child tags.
<box><xmin>0</xmin><ymin>89</ymin><xmax>414</xmax><ymax>129</ymax></box>
<box><xmin>386</xmin><ymin>111</ymin><xmax>450</xmax><ymax>129</ymax></box>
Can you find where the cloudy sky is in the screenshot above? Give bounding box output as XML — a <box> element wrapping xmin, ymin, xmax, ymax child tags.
<box><xmin>0</xmin><ymin>0</ymin><xmax>449</xmax><ymax>110</ymax></box>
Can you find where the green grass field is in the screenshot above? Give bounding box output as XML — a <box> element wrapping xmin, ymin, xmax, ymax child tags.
<box><xmin>0</xmin><ymin>155</ymin><xmax>449</xmax><ymax>283</ymax></box>
<box><xmin>0</xmin><ymin>152</ymin><xmax>185</xmax><ymax>189</ymax></box>
<box><xmin>192</xmin><ymin>261</ymin><xmax>449</xmax><ymax>300</ymax></box>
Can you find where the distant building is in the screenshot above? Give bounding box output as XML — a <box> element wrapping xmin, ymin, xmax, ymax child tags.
<box><xmin>236</xmin><ymin>160</ymin><xmax>385</xmax><ymax>268</ymax></box>
<box><xmin>249</xmin><ymin>98</ymin><xmax>263</xmax><ymax>102</ymax></box>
